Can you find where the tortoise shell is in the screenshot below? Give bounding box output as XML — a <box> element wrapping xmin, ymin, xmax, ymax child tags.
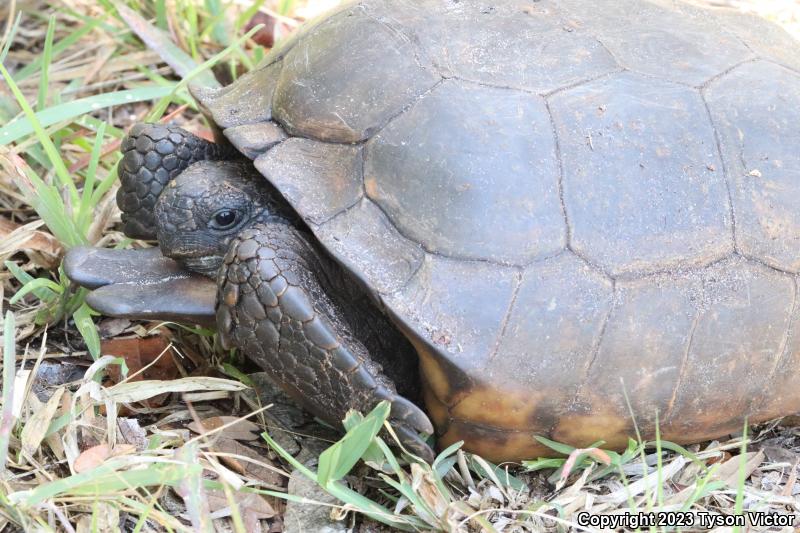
<box><xmin>193</xmin><ymin>0</ymin><xmax>800</xmax><ymax>460</ymax></box>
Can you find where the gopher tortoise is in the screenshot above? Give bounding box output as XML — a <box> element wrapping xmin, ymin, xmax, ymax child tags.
<box><xmin>65</xmin><ymin>0</ymin><xmax>800</xmax><ymax>461</ymax></box>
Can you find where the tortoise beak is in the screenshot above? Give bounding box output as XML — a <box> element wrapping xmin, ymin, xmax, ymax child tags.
<box><xmin>64</xmin><ymin>246</ymin><xmax>217</xmax><ymax>327</ymax></box>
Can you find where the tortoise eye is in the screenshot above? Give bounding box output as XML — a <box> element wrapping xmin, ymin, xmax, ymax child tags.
<box><xmin>212</xmin><ymin>209</ymin><xmax>238</xmax><ymax>229</ymax></box>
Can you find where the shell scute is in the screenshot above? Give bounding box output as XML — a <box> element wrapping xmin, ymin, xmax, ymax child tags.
<box><xmin>271</xmin><ymin>3</ymin><xmax>440</xmax><ymax>142</ymax></box>
<box><xmin>365</xmin><ymin>80</ymin><xmax>566</xmax><ymax>264</ymax></box>
<box><xmin>550</xmin><ymin>72</ymin><xmax>732</xmax><ymax>277</ymax></box>
<box><xmin>557</xmin><ymin>0</ymin><xmax>754</xmax><ymax>86</ymax></box>
<box><xmin>705</xmin><ymin>61</ymin><xmax>800</xmax><ymax>272</ymax></box>
<box><xmin>255</xmin><ymin>138</ymin><xmax>363</xmax><ymax>225</ymax></box>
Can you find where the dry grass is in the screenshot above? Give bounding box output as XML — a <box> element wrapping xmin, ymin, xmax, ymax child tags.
<box><xmin>3</xmin><ymin>0</ymin><xmax>800</xmax><ymax>531</ymax></box>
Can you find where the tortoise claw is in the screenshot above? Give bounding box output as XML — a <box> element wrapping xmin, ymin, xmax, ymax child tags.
<box><xmin>392</xmin><ymin>424</ymin><xmax>435</xmax><ymax>463</ymax></box>
<box><xmin>390</xmin><ymin>395</ymin><xmax>434</xmax><ymax>436</ymax></box>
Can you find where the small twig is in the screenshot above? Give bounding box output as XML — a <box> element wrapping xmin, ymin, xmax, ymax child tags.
<box><xmin>1</xmin><ymin>0</ymin><xmax>16</xmax><ymax>51</ymax></box>
<box><xmin>782</xmin><ymin>458</ymin><xmax>799</xmax><ymax>497</ymax></box>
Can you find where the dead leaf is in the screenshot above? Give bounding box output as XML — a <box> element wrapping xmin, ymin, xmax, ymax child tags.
<box><xmin>118</xmin><ymin>418</ymin><xmax>148</xmax><ymax>451</ymax></box>
<box><xmin>782</xmin><ymin>458</ymin><xmax>799</xmax><ymax>497</ymax></box>
<box><xmin>206</xmin><ymin>488</ymin><xmax>275</xmax><ymax>529</ymax></box>
<box><xmin>212</xmin><ymin>437</ymin><xmax>285</xmax><ymax>487</ymax></box>
<box><xmin>183</xmin><ymin>391</ymin><xmax>231</xmax><ymax>402</ymax></box>
<box><xmin>12</xmin><ymin>369</ymin><xmax>32</xmax><ymax>418</ymax></box>
<box><xmin>411</xmin><ymin>462</ymin><xmax>449</xmax><ymax>517</ymax></box>
<box><xmin>102</xmin><ymin>335</ymin><xmax>178</xmax><ymax>382</ymax></box>
<box><xmin>611</xmin><ymin>456</ymin><xmax>686</xmax><ymax>506</ymax></box>
<box><xmin>0</xmin><ymin>217</ymin><xmax>61</xmax><ymax>268</ymax></box>
<box><xmin>762</xmin><ymin>445</ymin><xmax>798</xmax><ymax>465</ymax></box>
<box><xmin>20</xmin><ymin>387</ymin><xmax>64</xmax><ymax>457</ymax></box>
<box><xmin>245</xmin><ymin>11</ymin><xmax>291</xmax><ymax>48</ymax></box>
<box><xmin>74</xmin><ymin>443</ymin><xmax>111</xmax><ymax>472</ymax></box>
<box><xmin>712</xmin><ymin>449</ymin><xmax>765</xmax><ymax>488</ymax></box>
<box><xmin>97</xmin><ymin>318</ymin><xmax>132</xmax><ymax>339</ymax></box>
<box><xmin>102</xmin><ymin>335</ymin><xmax>179</xmax><ymax>407</ymax></box>
<box><xmin>106</xmin><ymin>377</ymin><xmax>248</xmax><ymax>404</ymax></box>
<box><xmin>189</xmin><ymin>416</ymin><xmax>260</xmax><ymax>442</ymax></box>
<box><xmin>706</xmin><ymin>450</ymin><xmax>732</xmax><ymax>466</ymax></box>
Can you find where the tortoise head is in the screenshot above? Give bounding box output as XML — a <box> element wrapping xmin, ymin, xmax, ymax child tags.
<box><xmin>63</xmin><ymin>160</ymin><xmax>276</xmax><ymax>326</ymax></box>
<box><xmin>154</xmin><ymin>160</ymin><xmax>274</xmax><ymax>277</ymax></box>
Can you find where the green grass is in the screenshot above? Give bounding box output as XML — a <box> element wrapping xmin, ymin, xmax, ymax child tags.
<box><xmin>0</xmin><ymin>0</ymin><xmax>264</xmax><ymax>358</ymax></box>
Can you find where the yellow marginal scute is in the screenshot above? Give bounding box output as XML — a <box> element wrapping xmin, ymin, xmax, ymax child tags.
<box><xmin>413</xmin><ymin>336</ymin><xmax>459</xmax><ymax>405</ymax></box>
<box><xmin>552</xmin><ymin>411</ymin><xmax>631</xmax><ymax>450</ymax></box>
<box><xmin>439</xmin><ymin>421</ymin><xmax>552</xmax><ymax>463</ymax></box>
<box><xmin>421</xmin><ymin>381</ymin><xmax>450</xmax><ymax>431</ymax></box>
<box><xmin>449</xmin><ymin>385</ymin><xmax>544</xmax><ymax>431</ymax></box>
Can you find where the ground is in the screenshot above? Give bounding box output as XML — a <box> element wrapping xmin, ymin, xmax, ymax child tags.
<box><xmin>2</xmin><ymin>0</ymin><xmax>800</xmax><ymax>531</ymax></box>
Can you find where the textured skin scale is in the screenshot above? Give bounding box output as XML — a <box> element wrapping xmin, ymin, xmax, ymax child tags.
<box><xmin>217</xmin><ymin>222</ymin><xmax>433</xmax><ymax>454</ymax></box>
<box><xmin>117</xmin><ymin>123</ymin><xmax>236</xmax><ymax>239</ymax></box>
<box><xmin>111</xmin><ymin>0</ymin><xmax>800</xmax><ymax>461</ymax></box>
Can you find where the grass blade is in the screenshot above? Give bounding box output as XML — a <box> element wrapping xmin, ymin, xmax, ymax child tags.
<box><xmin>733</xmin><ymin>421</ymin><xmax>748</xmax><ymax>533</ymax></box>
<box><xmin>73</xmin><ymin>303</ymin><xmax>100</xmax><ymax>360</ymax></box>
<box><xmin>317</xmin><ymin>401</ymin><xmax>389</xmax><ymax>486</ymax></box>
<box><xmin>145</xmin><ymin>25</ymin><xmax>262</xmax><ymax>120</ymax></box>
<box><xmin>0</xmin><ymin>13</ymin><xmax>21</xmax><ymax>65</ymax></box>
<box><xmin>4</xmin><ymin>261</ymin><xmax>58</xmax><ymax>302</ymax></box>
<box><xmin>0</xmin><ymin>63</ymin><xmax>78</xmax><ymax>206</ymax></box>
<box><xmin>116</xmin><ymin>2</ymin><xmax>220</xmax><ymax>88</ymax></box>
<box><xmin>0</xmin><ymin>311</ymin><xmax>16</xmax><ymax>474</ymax></box>
<box><xmin>12</xmin><ymin>20</ymin><xmax>100</xmax><ymax>81</ymax></box>
<box><xmin>36</xmin><ymin>16</ymin><xmax>56</xmax><ymax>111</ymax></box>
<box><xmin>0</xmin><ymin>86</ymin><xmax>175</xmax><ymax>146</ymax></box>
<box><xmin>9</xmin><ymin>278</ymin><xmax>64</xmax><ymax>304</ymax></box>
<box><xmin>2</xmin><ymin>153</ymin><xmax>84</xmax><ymax>247</ymax></box>
<box><xmin>76</xmin><ymin>122</ymin><xmax>107</xmax><ymax>233</ymax></box>
<box><xmin>10</xmin><ymin>459</ymin><xmax>203</xmax><ymax>507</ymax></box>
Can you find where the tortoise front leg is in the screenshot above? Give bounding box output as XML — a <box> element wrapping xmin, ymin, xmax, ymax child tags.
<box><xmin>217</xmin><ymin>221</ymin><xmax>434</xmax><ymax>459</ymax></box>
<box><xmin>117</xmin><ymin>123</ymin><xmax>235</xmax><ymax>239</ymax></box>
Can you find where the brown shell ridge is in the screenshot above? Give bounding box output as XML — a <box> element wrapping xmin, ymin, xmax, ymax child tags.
<box><xmin>737</xmin><ymin>253</ymin><xmax>800</xmax><ymax>276</ymax></box>
<box><xmin>305</xmin><ymin>189</ymin><xmax>364</xmax><ymax>228</ymax></box>
<box><xmin>706</xmin><ymin>8</ymin><xmax>800</xmax><ymax>75</ymax></box>
<box><xmin>443</xmin><ymin>67</ymin><xmax>626</xmax><ymax>97</ymax></box>
<box><xmin>558</xmin><ymin>281</ymin><xmax>618</xmax><ymax>419</ymax></box>
<box><xmin>360</xmin><ymin>192</ymin><xmax>567</xmax><ymax>269</ymax></box>
<box><xmin>698</xmin><ymin>89</ymin><xmax>738</xmax><ymax>256</ymax></box>
<box><xmin>750</xmin><ymin>274</ymin><xmax>799</xmax><ymax>416</ymax></box>
<box><xmin>760</xmin><ymin>58</ymin><xmax>800</xmax><ymax>77</ymax></box>
<box><xmin>543</xmin><ymin>99</ymin><xmax>572</xmax><ymax>248</ymax></box>
<box><xmin>602</xmin><ymin>56</ymin><xmax>761</xmax><ymax>91</ymax></box>
<box><xmin>661</xmin><ymin>310</ymin><xmax>701</xmax><ymax>424</ymax></box>
<box><xmin>350</xmin><ymin>2</ymin><xmax>435</xmax><ymax>73</ymax></box>
<box><xmin>571</xmin><ymin>250</ymin><xmax>799</xmax><ymax>285</ymax></box>
<box><xmin>566</xmin><ymin>247</ymin><xmax>614</xmax><ymax>281</ymax></box>
<box><xmin>482</xmin><ymin>271</ymin><xmax>523</xmax><ymax>366</ymax></box>
<box><xmin>268</xmin><ymin>75</ymin><xmax>444</xmax><ymax>150</ymax></box>
<box><xmin>698</xmin><ymin>57</ymin><xmax>759</xmax><ymax>90</ymax></box>
<box><xmin>355</xmin><ymin>76</ymin><xmax>445</xmax><ymax>147</ymax></box>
